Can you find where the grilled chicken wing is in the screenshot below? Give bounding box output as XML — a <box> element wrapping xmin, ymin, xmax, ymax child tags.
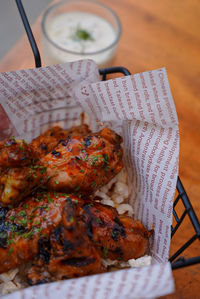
<box><xmin>0</xmin><ymin>137</ymin><xmax>38</xmax><ymax>170</ymax></box>
<box><xmin>0</xmin><ymin>125</ymin><xmax>90</xmax><ymax>207</ymax></box>
<box><xmin>0</xmin><ymin>192</ymin><xmax>151</xmax><ymax>284</ymax></box>
<box><xmin>41</xmin><ymin>128</ymin><xmax>123</xmax><ymax>194</ymax></box>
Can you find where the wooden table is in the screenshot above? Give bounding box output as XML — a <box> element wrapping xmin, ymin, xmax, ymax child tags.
<box><xmin>0</xmin><ymin>0</ymin><xmax>200</xmax><ymax>298</ymax></box>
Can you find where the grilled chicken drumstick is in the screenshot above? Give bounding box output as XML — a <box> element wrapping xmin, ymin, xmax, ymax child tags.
<box><xmin>0</xmin><ymin>192</ymin><xmax>151</xmax><ymax>284</ymax></box>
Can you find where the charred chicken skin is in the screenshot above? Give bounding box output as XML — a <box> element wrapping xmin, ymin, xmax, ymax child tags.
<box><xmin>0</xmin><ymin>192</ymin><xmax>150</xmax><ymax>284</ymax></box>
<box><xmin>82</xmin><ymin>201</ymin><xmax>151</xmax><ymax>261</ymax></box>
<box><xmin>31</xmin><ymin>125</ymin><xmax>91</xmax><ymax>157</ymax></box>
<box><xmin>41</xmin><ymin>128</ymin><xmax>123</xmax><ymax>194</ymax></box>
<box><xmin>0</xmin><ymin>125</ymin><xmax>91</xmax><ymax>207</ymax></box>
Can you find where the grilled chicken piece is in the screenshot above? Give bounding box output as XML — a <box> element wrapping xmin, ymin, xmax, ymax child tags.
<box><xmin>0</xmin><ymin>137</ymin><xmax>42</xmax><ymax>207</ymax></box>
<box><xmin>0</xmin><ymin>192</ymin><xmax>68</xmax><ymax>273</ymax></box>
<box><xmin>31</xmin><ymin>125</ymin><xmax>90</xmax><ymax>157</ymax></box>
<box><xmin>0</xmin><ymin>192</ymin><xmax>151</xmax><ymax>284</ymax></box>
<box><xmin>0</xmin><ymin>192</ymin><xmax>103</xmax><ymax>280</ymax></box>
<box><xmin>0</xmin><ymin>137</ymin><xmax>37</xmax><ymax>170</ymax></box>
<box><xmin>0</xmin><ymin>166</ymin><xmax>45</xmax><ymax>207</ymax></box>
<box><xmin>82</xmin><ymin>201</ymin><xmax>151</xmax><ymax>261</ymax></box>
<box><xmin>27</xmin><ymin>198</ymin><xmax>104</xmax><ymax>284</ymax></box>
<box><xmin>0</xmin><ymin>125</ymin><xmax>90</xmax><ymax>207</ymax></box>
<box><xmin>41</xmin><ymin>128</ymin><xmax>123</xmax><ymax>194</ymax></box>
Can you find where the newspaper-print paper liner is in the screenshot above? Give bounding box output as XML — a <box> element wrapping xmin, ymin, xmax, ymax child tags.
<box><xmin>0</xmin><ymin>60</ymin><xmax>177</xmax><ymax>298</ymax></box>
<box><xmin>3</xmin><ymin>263</ymin><xmax>174</xmax><ymax>299</ymax></box>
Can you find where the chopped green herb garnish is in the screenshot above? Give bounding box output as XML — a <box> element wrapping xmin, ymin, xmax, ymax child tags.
<box><xmin>103</xmin><ymin>154</ymin><xmax>109</xmax><ymax>164</ymax></box>
<box><xmin>17</xmin><ymin>218</ymin><xmax>28</xmax><ymax>226</ymax></box>
<box><xmin>47</xmin><ymin>194</ymin><xmax>54</xmax><ymax>203</ymax></box>
<box><xmin>18</xmin><ymin>211</ymin><xmax>26</xmax><ymax>217</ymax></box>
<box><xmin>103</xmin><ymin>247</ymin><xmax>108</xmax><ymax>258</ymax></box>
<box><xmin>7</xmin><ymin>239</ymin><xmax>14</xmax><ymax>245</ymax></box>
<box><xmin>8</xmin><ymin>248</ymin><xmax>13</xmax><ymax>255</ymax></box>
<box><xmin>32</xmin><ymin>165</ymin><xmax>39</xmax><ymax>169</ymax></box>
<box><xmin>74</xmin><ymin>28</ymin><xmax>94</xmax><ymax>41</ymax></box>
<box><xmin>96</xmin><ymin>217</ymin><xmax>102</xmax><ymax>224</ymax></box>
<box><xmin>80</xmin><ymin>169</ymin><xmax>84</xmax><ymax>173</ymax></box>
<box><xmin>91</xmin><ymin>181</ymin><xmax>96</xmax><ymax>187</ymax></box>
<box><xmin>76</xmin><ymin>185</ymin><xmax>80</xmax><ymax>191</ymax></box>
<box><xmin>24</xmin><ymin>230</ymin><xmax>34</xmax><ymax>239</ymax></box>
<box><xmin>33</xmin><ymin>205</ymin><xmax>48</xmax><ymax>212</ymax></box>
<box><xmin>40</xmin><ymin>166</ymin><xmax>47</xmax><ymax>174</ymax></box>
<box><xmin>34</xmin><ymin>227</ymin><xmax>42</xmax><ymax>234</ymax></box>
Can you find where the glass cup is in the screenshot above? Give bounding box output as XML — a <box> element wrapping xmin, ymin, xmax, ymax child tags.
<box><xmin>41</xmin><ymin>0</ymin><xmax>121</xmax><ymax>67</ymax></box>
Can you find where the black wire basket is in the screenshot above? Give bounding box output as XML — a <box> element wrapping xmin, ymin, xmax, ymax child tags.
<box><xmin>14</xmin><ymin>0</ymin><xmax>200</xmax><ymax>270</ymax></box>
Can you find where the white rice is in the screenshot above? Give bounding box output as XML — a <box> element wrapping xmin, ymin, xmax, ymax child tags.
<box><xmin>94</xmin><ymin>168</ymin><xmax>134</xmax><ymax>217</ymax></box>
<box><xmin>0</xmin><ymin>268</ymin><xmax>26</xmax><ymax>296</ymax></box>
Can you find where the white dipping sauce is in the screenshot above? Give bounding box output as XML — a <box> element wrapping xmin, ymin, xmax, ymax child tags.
<box><xmin>43</xmin><ymin>12</ymin><xmax>118</xmax><ymax>67</ymax></box>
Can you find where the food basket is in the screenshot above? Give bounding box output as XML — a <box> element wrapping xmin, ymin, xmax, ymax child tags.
<box><xmin>11</xmin><ymin>0</ymin><xmax>200</xmax><ymax>271</ymax></box>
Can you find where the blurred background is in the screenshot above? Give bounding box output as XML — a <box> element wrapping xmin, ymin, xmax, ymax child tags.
<box><xmin>0</xmin><ymin>0</ymin><xmax>51</xmax><ymax>59</ymax></box>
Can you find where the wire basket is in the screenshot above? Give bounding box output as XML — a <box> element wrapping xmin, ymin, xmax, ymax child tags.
<box><xmin>14</xmin><ymin>0</ymin><xmax>200</xmax><ymax>270</ymax></box>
